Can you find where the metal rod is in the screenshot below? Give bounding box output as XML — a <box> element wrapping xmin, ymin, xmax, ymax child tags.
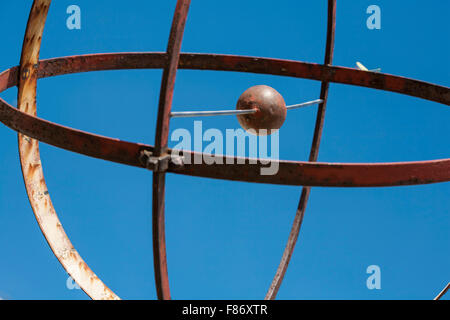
<box><xmin>171</xmin><ymin>109</ymin><xmax>257</xmax><ymax>118</ymax></box>
<box><xmin>170</xmin><ymin>99</ymin><xmax>323</xmax><ymax>119</ymax></box>
<box><xmin>434</xmin><ymin>282</ymin><xmax>450</xmax><ymax>300</ymax></box>
<box><xmin>286</xmin><ymin>99</ymin><xmax>324</xmax><ymax>110</ymax></box>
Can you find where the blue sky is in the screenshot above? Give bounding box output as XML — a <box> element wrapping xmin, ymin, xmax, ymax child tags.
<box><xmin>0</xmin><ymin>0</ymin><xmax>448</xmax><ymax>300</ymax></box>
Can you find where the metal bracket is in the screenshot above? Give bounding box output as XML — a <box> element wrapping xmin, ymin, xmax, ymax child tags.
<box><xmin>139</xmin><ymin>150</ymin><xmax>184</xmax><ymax>173</ymax></box>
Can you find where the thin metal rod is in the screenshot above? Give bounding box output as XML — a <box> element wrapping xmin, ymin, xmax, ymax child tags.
<box><xmin>434</xmin><ymin>283</ymin><xmax>450</xmax><ymax>300</ymax></box>
<box><xmin>170</xmin><ymin>99</ymin><xmax>323</xmax><ymax>119</ymax></box>
<box><xmin>286</xmin><ymin>99</ymin><xmax>324</xmax><ymax>110</ymax></box>
<box><xmin>171</xmin><ymin>108</ymin><xmax>257</xmax><ymax>118</ymax></box>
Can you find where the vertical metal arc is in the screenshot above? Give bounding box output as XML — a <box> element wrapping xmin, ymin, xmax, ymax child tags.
<box><xmin>17</xmin><ymin>0</ymin><xmax>119</xmax><ymax>300</ymax></box>
<box><xmin>266</xmin><ymin>0</ymin><xmax>337</xmax><ymax>300</ymax></box>
<box><xmin>152</xmin><ymin>0</ymin><xmax>191</xmax><ymax>300</ymax></box>
<box><xmin>434</xmin><ymin>283</ymin><xmax>450</xmax><ymax>300</ymax></box>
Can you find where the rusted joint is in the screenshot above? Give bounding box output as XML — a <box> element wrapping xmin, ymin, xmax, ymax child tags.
<box><xmin>21</xmin><ymin>68</ymin><xmax>30</xmax><ymax>80</ymax></box>
<box><xmin>139</xmin><ymin>150</ymin><xmax>184</xmax><ymax>173</ymax></box>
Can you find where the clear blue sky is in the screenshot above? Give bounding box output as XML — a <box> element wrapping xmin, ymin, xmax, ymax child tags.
<box><xmin>0</xmin><ymin>0</ymin><xmax>448</xmax><ymax>300</ymax></box>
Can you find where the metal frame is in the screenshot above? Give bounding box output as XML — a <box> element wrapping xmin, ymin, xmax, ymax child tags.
<box><xmin>0</xmin><ymin>0</ymin><xmax>448</xmax><ymax>300</ymax></box>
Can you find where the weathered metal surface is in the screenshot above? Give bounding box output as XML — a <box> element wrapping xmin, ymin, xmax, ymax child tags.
<box><xmin>1</xmin><ymin>98</ymin><xmax>449</xmax><ymax>187</ymax></box>
<box><xmin>266</xmin><ymin>0</ymin><xmax>337</xmax><ymax>300</ymax></box>
<box><xmin>152</xmin><ymin>0</ymin><xmax>191</xmax><ymax>300</ymax></box>
<box><xmin>17</xmin><ymin>0</ymin><xmax>119</xmax><ymax>300</ymax></box>
<box><xmin>236</xmin><ymin>85</ymin><xmax>287</xmax><ymax>135</ymax></box>
<box><xmin>1</xmin><ymin>53</ymin><xmax>448</xmax><ymax>105</ymax></box>
<box><xmin>0</xmin><ymin>66</ymin><xmax>18</xmax><ymax>93</ymax></box>
<box><xmin>179</xmin><ymin>54</ymin><xmax>450</xmax><ymax>105</ymax></box>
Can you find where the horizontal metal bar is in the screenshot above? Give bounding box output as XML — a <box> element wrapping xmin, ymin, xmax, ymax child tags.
<box><xmin>170</xmin><ymin>108</ymin><xmax>257</xmax><ymax>118</ymax></box>
<box><xmin>0</xmin><ymin>53</ymin><xmax>448</xmax><ymax>188</ymax></box>
<box><xmin>286</xmin><ymin>99</ymin><xmax>324</xmax><ymax>110</ymax></box>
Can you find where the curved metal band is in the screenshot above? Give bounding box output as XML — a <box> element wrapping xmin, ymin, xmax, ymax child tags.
<box><xmin>1</xmin><ymin>53</ymin><xmax>448</xmax><ymax>106</ymax></box>
<box><xmin>0</xmin><ymin>53</ymin><xmax>448</xmax><ymax>188</ymax></box>
<box><xmin>1</xmin><ymin>97</ymin><xmax>449</xmax><ymax>187</ymax></box>
<box><xmin>266</xmin><ymin>0</ymin><xmax>337</xmax><ymax>300</ymax></box>
<box><xmin>17</xmin><ymin>0</ymin><xmax>119</xmax><ymax>300</ymax></box>
<box><xmin>152</xmin><ymin>0</ymin><xmax>191</xmax><ymax>300</ymax></box>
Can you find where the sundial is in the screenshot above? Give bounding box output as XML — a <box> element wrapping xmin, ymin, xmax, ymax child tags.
<box><xmin>0</xmin><ymin>0</ymin><xmax>448</xmax><ymax>300</ymax></box>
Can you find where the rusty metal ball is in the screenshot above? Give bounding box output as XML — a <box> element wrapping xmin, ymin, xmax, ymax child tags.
<box><xmin>236</xmin><ymin>85</ymin><xmax>287</xmax><ymax>136</ymax></box>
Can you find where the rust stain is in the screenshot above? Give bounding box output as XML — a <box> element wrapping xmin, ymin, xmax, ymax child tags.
<box><xmin>16</xmin><ymin>0</ymin><xmax>119</xmax><ymax>300</ymax></box>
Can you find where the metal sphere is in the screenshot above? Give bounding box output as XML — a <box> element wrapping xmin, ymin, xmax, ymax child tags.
<box><xmin>236</xmin><ymin>85</ymin><xmax>287</xmax><ymax>136</ymax></box>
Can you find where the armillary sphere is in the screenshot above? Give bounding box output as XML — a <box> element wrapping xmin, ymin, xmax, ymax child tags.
<box><xmin>0</xmin><ymin>0</ymin><xmax>448</xmax><ymax>300</ymax></box>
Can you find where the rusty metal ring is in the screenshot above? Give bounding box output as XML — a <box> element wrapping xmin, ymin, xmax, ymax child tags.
<box><xmin>0</xmin><ymin>53</ymin><xmax>448</xmax><ymax>187</ymax></box>
<box><xmin>1</xmin><ymin>87</ymin><xmax>449</xmax><ymax>186</ymax></box>
<box><xmin>15</xmin><ymin>0</ymin><xmax>119</xmax><ymax>300</ymax></box>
